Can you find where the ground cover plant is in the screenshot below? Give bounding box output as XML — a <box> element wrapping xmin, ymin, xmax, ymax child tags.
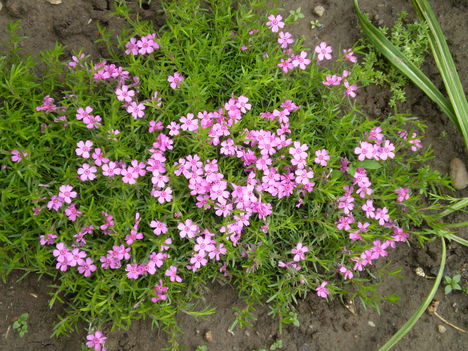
<box><xmin>0</xmin><ymin>0</ymin><xmax>463</xmax><ymax>349</ymax></box>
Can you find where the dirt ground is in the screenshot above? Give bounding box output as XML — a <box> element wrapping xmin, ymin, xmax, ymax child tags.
<box><xmin>0</xmin><ymin>0</ymin><xmax>467</xmax><ymax>350</ymax></box>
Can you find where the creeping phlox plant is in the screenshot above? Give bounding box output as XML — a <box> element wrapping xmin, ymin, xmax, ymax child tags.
<box><xmin>1</xmin><ymin>0</ymin><xmax>450</xmax><ymax>349</ymax></box>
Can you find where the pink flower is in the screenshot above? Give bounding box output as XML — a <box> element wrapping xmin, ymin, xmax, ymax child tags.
<box><xmin>322</xmin><ymin>74</ymin><xmax>342</xmax><ymax>86</ymax></box>
<box><xmin>152</xmin><ymin>280</ymin><xmax>169</xmax><ymax>302</ymax></box>
<box><xmin>40</xmin><ymin>233</ymin><xmax>57</xmax><ymax>246</ymax></box>
<box><xmin>91</xmin><ymin>148</ymin><xmax>109</xmax><ymax>167</ymax></box>
<box><xmin>68</xmin><ymin>53</ymin><xmax>85</xmax><ymax>68</ymax></box>
<box><xmin>314</xmin><ymin>149</ymin><xmax>330</xmax><ymax>166</ymax></box>
<box><xmin>291</xmin><ymin>242</ymin><xmax>309</xmax><ymax>262</ymax></box>
<box><xmin>86</xmin><ymin>330</ymin><xmax>107</xmax><ymax>351</ymax></box>
<box><xmin>409</xmin><ymin>133</ymin><xmax>423</xmax><ymax>151</ymax></box>
<box><xmin>125</xmin><ymin>37</ymin><xmax>139</xmax><ymax>55</ymax></box>
<box><xmin>11</xmin><ymin>150</ymin><xmax>27</xmax><ymax>163</ymax></box>
<box><xmin>167</xmin><ymin>122</ymin><xmax>181</xmax><ymax>136</ymax></box>
<box><xmin>65</xmin><ymin>204</ymin><xmax>82</xmax><ymax>222</ymax></box>
<box><xmin>47</xmin><ymin>195</ymin><xmax>64</xmax><ymax>211</ymax></box>
<box><xmin>289</xmin><ymin>141</ymin><xmax>308</xmax><ymax>161</ymax></box>
<box><xmin>67</xmin><ymin>248</ymin><xmax>87</xmax><ymax>267</ymax></box>
<box><xmin>84</xmin><ymin>114</ymin><xmax>102</xmax><ymax>129</ymax></box>
<box><xmin>121</xmin><ymin>168</ymin><xmax>138</xmax><ymax>185</ymax></box>
<box><xmin>125</xmin><ymin>229</ymin><xmax>144</xmax><ymax>245</ymax></box>
<box><xmin>76</xmin><ymin>106</ymin><xmax>93</xmax><ymax>121</ymax></box>
<box><xmin>126</xmin><ymin>102</ymin><xmax>146</xmax><ymax>119</ymax></box>
<box><xmin>148</xmin><ymin>120</ymin><xmax>164</xmax><ymax>133</ymax></box>
<box><xmin>337</xmin><ymin>265</ymin><xmax>354</xmax><ymax>280</ymax></box>
<box><xmin>189</xmin><ymin>253</ymin><xmax>208</xmax><ymax>270</ymax></box>
<box><xmin>101</xmin><ymin>161</ymin><xmax>121</xmax><ymax>177</ymax></box>
<box><xmin>165</xmin><ymin>265</ymin><xmax>182</xmax><ymax>282</ymax></box>
<box><xmin>126</xmin><ymin>263</ymin><xmax>141</xmax><ymax>279</ymax></box>
<box><xmin>277</xmin><ymin>31</ymin><xmax>294</xmax><ymax>48</ymax></box>
<box><xmin>137</xmin><ymin>36</ymin><xmax>156</xmax><ymax>55</ymax></box>
<box><xmin>354</xmin><ymin>141</ymin><xmax>374</xmax><ymax>161</ymax></box>
<box><xmin>58</xmin><ymin>184</ymin><xmax>77</xmax><ymax>204</ymax></box>
<box><xmin>150</xmin><ymin>220</ymin><xmax>168</xmax><ymax>235</ymax></box>
<box><xmin>374</xmin><ymin>207</ymin><xmax>390</xmax><ymax>225</ymax></box>
<box><xmin>77</xmin><ymin>163</ymin><xmax>97</xmax><ymax>181</ymax></box>
<box><xmin>316</xmin><ymin>281</ymin><xmax>330</xmax><ymax>298</ymax></box>
<box><xmin>115</xmin><ymin>85</ymin><xmax>135</xmax><ymax>102</ymax></box>
<box><xmin>151</xmin><ymin>187</ymin><xmax>173</xmax><ymax>204</ymax></box>
<box><xmin>292</xmin><ymin>51</ymin><xmax>311</xmax><ymax>70</ymax></box>
<box><xmin>344</xmin><ymin>80</ymin><xmax>358</xmax><ymax>98</ymax></box>
<box><xmin>180</xmin><ymin>113</ymin><xmax>199</xmax><ymax>132</ymax></box>
<box><xmin>266</xmin><ymin>14</ymin><xmax>284</xmax><ymax>33</ymax></box>
<box><xmin>168</xmin><ymin>72</ymin><xmax>184</xmax><ymax>89</ymax></box>
<box><xmin>277</xmin><ymin>58</ymin><xmax>294</xmax><ymax>73</ymax></box>
<box><xmin>315</xmin><ymin>42</ymin><xmax>333</xmax><ymax>61</ymax></box>
<box><xmin>177</xmin><ymin>219</ymin><xmax>199</xmax><ymax>239</ymax></box>
<box><xmin>362</xmin><ymin>200</ymin><xmax>375</xmax><ymax>218</ymax></box>
<box><xmin>75</xmin><ymin>140</ymin><xmax>93</xmax><ymax>159</ymax></box>
<box><xmin>78</xmin><ymin>258</ymin><xmax>96</xmax><ymax>277</ymax></box>
<box><xmin>343</xmin><ymin>48</ymin><xmax>357</xmax><ymax>63</ymax></box>
<box><xmin>395</xmin><ymin>187</ymin><xmax>410</xmax><ymax>202</ymax></box>
<box><xmin>377</xmin><ymin>140</ymin><xmax>395</xmax><ymax>160</ymax></box>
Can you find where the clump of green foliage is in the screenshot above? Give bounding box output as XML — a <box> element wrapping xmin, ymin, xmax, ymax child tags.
<box><xmin>0</xmin><ymin>1</ymin><xmax>458</xmax><ymax>350</ymax></box>
<box><xmin>355</xmin><ymin>11</ymin><xmax>430</xmax><ymax>110</ymax></box>
<box><xmin>12</xmin><ymin>313</ymin><xmax>29</xmax><ymax>338</ymax></box>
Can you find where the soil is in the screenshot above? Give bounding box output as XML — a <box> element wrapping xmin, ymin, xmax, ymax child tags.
<box><xmin>0</xmin><ymin>0</ymin><xmax>467</xmax><ymax>350</ymax></box>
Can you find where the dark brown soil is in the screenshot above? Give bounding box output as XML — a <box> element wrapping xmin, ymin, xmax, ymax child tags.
<box><xmin>0</xmin><ymin>0</ymin><xmax>467</xmax><ymax>350</ymax></box>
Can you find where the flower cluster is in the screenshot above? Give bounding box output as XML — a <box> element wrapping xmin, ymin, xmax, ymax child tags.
<box><xmin>125</xmin><ymin>34</ymin><xmax>160</xmax><ymax>56</ymax></box>
<box><xmin>354</xmin><ymin>127</ymin><xmax>396</xmax><ymax>161</ymax></box>
<box><xmin>20</xmin><ymin>9</ymin><xmax>438</xmax><ymax>348</ymax></box>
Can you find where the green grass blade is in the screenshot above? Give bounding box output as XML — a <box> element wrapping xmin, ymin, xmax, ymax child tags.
<box><xmin>445</xmin><ymin>234</ymin><xmax>468</xmax><ymax>247</ymax></box>
<box><xmin>439</xmin><ymin>197</ymin><xmax>468</xmax><ymax>217</ymax></box>
<box><xmin>353</xmin><ymin>0</ymin><xmax>457</xmax><ymax>126</ymax></box>
<box><xmin>411</xmin><ymin>0</ymin><xmax>468</xmax><ymax>149</ymax></box>
<box><xmin>378</xmin><ymin>238</ymin><xmax>446</xmax><ymax>351</ymax></box>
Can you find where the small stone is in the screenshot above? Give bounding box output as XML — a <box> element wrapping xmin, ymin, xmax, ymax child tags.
<box><xmin>313</xmin><ymin>5</ymin><xmax>325</xmax><ymax>17</ymax></box>
<box><xmin>204</xmin><ymin>330</ymin><xmax>213</xmax><ymax>342</ymax></box>
<box><xmin>373</xmin><ymin>14</ymin><xmax>384</xmax><ymax>26</ymax></box>
<box><xmin>437</xmin><ymin>325</ymin><xmax>447</xmax><ymax>333</ymax></box>
<box><xmin>47</xmin><ymin>0</ymin><xmax>62</xmax><ymax>4</ymax></box>
<box><xmin>450</xmin><ymin>158</ymin><xmax>468</xmax><ymax>190</ymax></box>
<box><xmin>0</xmin><ymin>2</ymin><xmax>3</xmax><ymax>12</ymax></box>
<box><xmin>244</xmin><ymin>330</ymin><xmax>250</xmax><ymax>337</ymax></box>
<box><xmin>368</xmin><ymin>321</ymin><xmax>376</xmax><ymax>327</ymax></box>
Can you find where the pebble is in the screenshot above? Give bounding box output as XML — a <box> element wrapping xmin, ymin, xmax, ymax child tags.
<box><xmin>204</xmin><ymin>330</ymin><xmax>213</xmax><ymax>342</ymax></box>
<box><xmin>373</xmin><ymin>14</ymin><xmax>385</xmax><ymax>26</ymax></box>
<box><xmin>313</xmin><ymin>5</ymin><xmax>325</xmax><ymax>17</ymax></box>
<box><xmin>0</xmin><ymin>2</ymin><xmax>3</xmax><ymax>11</ymax></box>
<box><xmin>47</xmin><ymin>0</ymin><xmax>63</xmax><ymax>4</ymax></box>
<box><xmin>450</xmin><ymin>158</ymin><xmax>468</xmax><ymax>190</ymax></box>
<box><xmin>437</xmin><ymin>324</ymin><xmax>447</xmax><ymax>333</ymax></box>
<box><xmin>368</xmin><ymin>321</ymin><xmax>376</xmax><ymax>327</ymax></box>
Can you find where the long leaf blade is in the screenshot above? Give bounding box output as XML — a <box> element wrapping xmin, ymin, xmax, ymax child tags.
<box><xmin>353</xmin><ymin>0</ymin><xmax>457</xmax><ymax>126</ymax></box>
<box><xmin>411</xmin><ymin>0</ymin><xmax>468</xmax><ymax>149</ymax></box>
<box><xmin>378</xmin><ymin>238</ymin><xmax>446</xmax><ymax>351</ymax></box>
